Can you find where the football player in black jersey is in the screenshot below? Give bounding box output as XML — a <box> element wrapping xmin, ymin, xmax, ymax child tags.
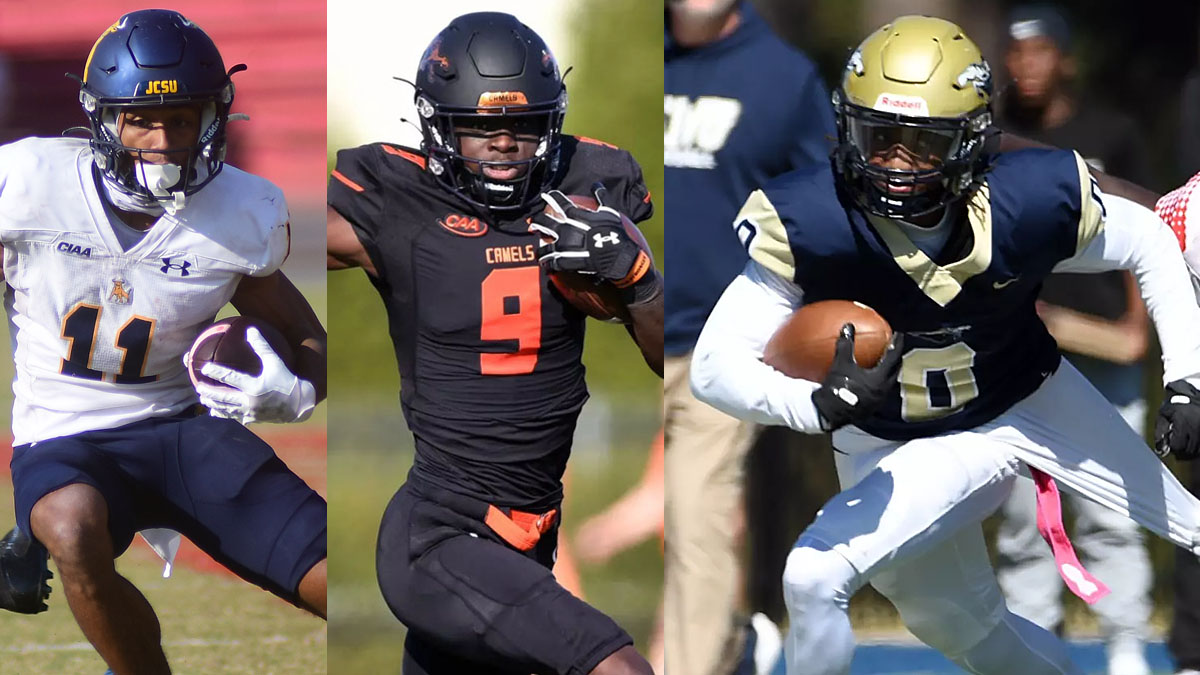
<box><xmin>327</xmin><ymin>12</ymin><xmax>660</xmax><ymax>675</ymax></box>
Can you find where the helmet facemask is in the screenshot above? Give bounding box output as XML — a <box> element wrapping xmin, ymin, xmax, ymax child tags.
<box><xmin>418</xmin><ymin>93</ymin><xmax>566</xmax><ymax>213</ymax></box>
<box><xmin>81</xmin><ymin>84</ymin><xmax>233</xmax><ymax>214</ymax></box>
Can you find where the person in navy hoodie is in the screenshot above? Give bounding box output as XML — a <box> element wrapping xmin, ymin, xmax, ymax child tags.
<box><xmin>664</xmin><ymin>2</ymin><xmax>834</xmax><ymax>672</ymax></box>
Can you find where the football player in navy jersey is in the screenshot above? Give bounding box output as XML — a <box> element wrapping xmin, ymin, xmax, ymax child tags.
<box><xmin>327</xmin><ymin>12</ymin><xmax>660</xmax><ymax>675</ymax></box>
<box><xmin>692</xmin><ymin>16</ymin><xmax>1200</xmax><ymax>675</ymax></box>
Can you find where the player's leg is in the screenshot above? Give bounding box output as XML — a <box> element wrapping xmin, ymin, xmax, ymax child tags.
<box><xmin>12</xmin><ymin>433</ymin><xmax>168</xmax><ymax>674</ymax></box>
<box><xmin>663</xmin><ymin>354</ymin><xmax>756</xmax><ymax>675</ymax></box>
<box><xmin>31</xmin><ymin>484</ymin><xmax>168</xmax><ymax>674</ymax></box>
<box><xmin>994</xmin><ymin>476</ymin><xmax>1065</xmax><ymax>633</ymax></box>
<box><xmin>869</xmin><ymin>526</ymin><xmax>1078</xmax><ymax>674</ymax></box>
<box><xmin>991</xmin><ymin>360</ymin><xmax>1200</xmax><ymax>558</ymax></box>
<box><xmin>296</xmin><ymin>558</ymin><xmax>327</xmax><ymax>619</ymax></box>
<box><xmin>378</xmin><ymin>484</ymin><xmax>643</xmax><ymax>675</ymax></box>
<box><xmin>144</xmin><ymin>415</ymin><xmax>327</xmax><ymax>615</ymax></box>
<box><xmin>781</xmin><ymin>428</ymin><xmax>1076</xmax><ymax>674</ymax></box>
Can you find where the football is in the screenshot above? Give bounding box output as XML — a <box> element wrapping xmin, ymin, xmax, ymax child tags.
<box><xmin>185</xmin><ymin>316</ymin><xmax>295</xmax><ymax>390</ymax></box>
<box><xmin>542</xmin><ymin>195</ymin><xmax>653</xmax><ymax>324</ymax></box>
<box><xmin>763</xmin><ymin>300</ymin><xmax>892</xmax><ymax>382</ymax></box>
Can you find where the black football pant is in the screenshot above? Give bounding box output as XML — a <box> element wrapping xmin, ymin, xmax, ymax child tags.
<box><xmin>378</xmin><ymin>481</ymin><xmax>632</xmax><ymax>675</ymax></box>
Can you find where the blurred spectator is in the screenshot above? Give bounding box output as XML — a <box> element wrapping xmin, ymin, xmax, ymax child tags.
<box><xmin>664</xmin><ymin>1</ymin><xmax>834</xmax><ymax>673</ymax></box>
<box><xmin>1170</xmin><ymin>36</ymin><xmax>1200</xmax><ymax>675</ymax></box>
<box><xmin>574</xmin><ymin>429</ymin><xmax>666</xmax><ymax>673</ymax></box>
<box><xmin>994</xmin><ymin>7</ymin><xmax>1153</xmax><ymax>675</ymax></box>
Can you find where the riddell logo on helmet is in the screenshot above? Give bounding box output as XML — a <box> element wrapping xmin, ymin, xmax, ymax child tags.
<box><xmin>478</xmin><ymin>91</ymin><xmax>528</xmax><ymax>107</ymax></box>
<box><xmin>874</xmin><ymin>93</ymin><xmax>930</xmax><ymax>116</ymax></box>
<box><xmin>438</xmin><ymin>213</ymin><xmax>489</xmax><ymax>237</ymax></box>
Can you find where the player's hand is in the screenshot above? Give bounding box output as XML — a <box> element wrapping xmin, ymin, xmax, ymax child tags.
<box><xmin>811</xmin><ymin>324</ymin><xmax>903</xmax><ymax>432</ymax></box>
<box><xmin>195</xmin><ymin>327</ymin><xmax>316</xmax><ymax>425</ymax></box>
<box><xmin>1155</xmin><ymin>380</ymin><xmax>1200</xmax><ymax>460</ymax></box>
<box><xmin>528</xmin><ymin>185</ymin><xmax>650</xmax><ymax>289</ymax></box>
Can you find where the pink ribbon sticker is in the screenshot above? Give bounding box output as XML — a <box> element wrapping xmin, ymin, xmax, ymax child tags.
<box><xmin>1029</xmin><ymin>467</ymin><xmax>1110</xmax><ymax>604</ymax></box>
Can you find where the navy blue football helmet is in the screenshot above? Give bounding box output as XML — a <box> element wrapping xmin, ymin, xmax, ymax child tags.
<box><xmin>77</xmin><ymin>10</ymin><xmax>245</xmax><ymax>209</ymax></box>
<box><xmin>414</xmin><ymin>12</ymin><xmax>567</xmax><ymax>212</ymax></box>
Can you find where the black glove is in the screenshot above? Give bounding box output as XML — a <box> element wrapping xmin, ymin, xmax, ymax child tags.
<box><xmin>529</xmin><ymin>184</ymin><xmax>651</xmax><ymax>292</ymax></box>
<box><xmin>811</xmin><ymin>324</ymin><xmax>904</xmax><ymax>432</ymax></box>
<box><xmin>1155</xmin><ymin>379</ymin><xmax>1200</xmax><ymax>460</ymax></box>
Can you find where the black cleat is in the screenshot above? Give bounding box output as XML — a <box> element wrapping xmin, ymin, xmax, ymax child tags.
<box><xmin>0</xmin><ymin>526</ymin><xmax>52</xmax><ymax>614</ymax></box>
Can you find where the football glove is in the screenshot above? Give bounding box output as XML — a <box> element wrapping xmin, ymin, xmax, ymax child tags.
<box><xmin>195</xmin><ymin>327</ymin><xmax>316</xmax><ymax>425</ymax></box>
<box><xmin>529</xmin><ymin>184</ymin><xmax>653</xmax><ymax>293</ymax></box>
<box><xmin>1155</xmin><ymin>379</ymin><xmax>1200</xmax><ymax>460</ymax></box>
<box><xmin>811</xmin><ymin>324</ymin><xmax>904</xmax><ymax>432</ymax></box>
<box><xmin>0</xmin><ymin>526</ymin><xmax>52</xmax><ymax>614</ymax></box>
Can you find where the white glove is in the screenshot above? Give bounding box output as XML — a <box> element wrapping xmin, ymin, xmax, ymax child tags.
<box><xmin>194</xmin><ymin>327</ymin><xmax>316</xmax><ymax>424</ymax></box>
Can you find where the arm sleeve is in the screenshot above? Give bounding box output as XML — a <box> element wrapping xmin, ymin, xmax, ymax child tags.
<box><xmin>1055</xmin><ymin>193</ymin><xmax>1200</xmax><ymax>383</ymax></box>
<box><xmin>614</xmin><ymin>149</ymin><xmax>654</xmax><ymax>223</ymax></box>
<box><xmin>690</xmin><ymin>260</ymin><xmax>827</xmax><ymax>433</ymax></box>
<box><xmin>327</xmin><ymin>146</ymin><xmax>388</xmax><ymax>277</ymax></box>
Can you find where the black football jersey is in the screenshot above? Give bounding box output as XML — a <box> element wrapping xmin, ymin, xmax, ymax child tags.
<box><xmin>329</xmin><ymin>136</ymin><xmax>653</xmax><ymax>509</ymax></box>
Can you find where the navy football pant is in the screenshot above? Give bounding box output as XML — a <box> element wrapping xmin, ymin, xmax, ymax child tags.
<box><xmin>377</xmin><ymin>481</ymin><xmax>632</xmax><ymax>675</ymax></box>
<box><xmin>11</xmin><ymin>413</ymin><xmax>326</xmax><ymax>601</ymax></box>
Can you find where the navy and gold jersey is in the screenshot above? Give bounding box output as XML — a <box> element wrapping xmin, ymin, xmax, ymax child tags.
<box><xmin>329</xmin><ymin>136</ymin><xmax>653</xmax><ymax>509</ymax></box>
<box><xmin>737</xmin><ymin>148</ymin><xmax>1105</xmax><ymax>440</ymax></box>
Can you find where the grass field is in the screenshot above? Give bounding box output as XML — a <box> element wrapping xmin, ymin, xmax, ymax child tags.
<box><xmin>327</xmin><ymin>401</ymin><xmax>663</xmax><ymax>674</ymax></box>
<box><xmin>0</xmin><ymin>453</ymin><xmax>327</xmax><ymax>675</ymax></box>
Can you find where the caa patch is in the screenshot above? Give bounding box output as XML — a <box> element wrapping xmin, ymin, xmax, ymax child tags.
<box><xmin>438</xmin><ymin>213</ymin><xmax>488</xmax><ymax>237</ymax></box>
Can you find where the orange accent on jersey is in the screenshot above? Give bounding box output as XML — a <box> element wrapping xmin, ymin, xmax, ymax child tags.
<box><xmin>381</xmin><ymin>144</ymin><xmax>427</xmax><ymax>169</ymax></box>
<box><xmin>613</xmin><ymin>250</ymin><xmax>651</xmax><ymax>289</ymax></box>
<box><xmin>484</xmin><ymin>505</ymin><xmax>558</xmax><ymax>551</ymax></box>
<box><xmin>574</xmin><ymin>135</ymin><xmax>619</xmax><ymax>150</ymax></box>
<box><xmin>642</xmin><ymin>190</ymin><xmax>652</xmax><ymax>204</ymax></box>
<box><xmin>477</xmin><ymin>91</ymin><xmax>529</xmax><ymax>107</ymax></box>
<box><xmin>331</xmin><ymin>170</ymin><xmax>364</xmax><ymax>192</ymax></box>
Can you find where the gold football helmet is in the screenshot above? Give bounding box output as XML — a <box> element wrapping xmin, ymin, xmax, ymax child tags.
<box><xmin>833</xmin><ymin>16</ymin><xmax>993</xmax><ymax>218</ymax></box>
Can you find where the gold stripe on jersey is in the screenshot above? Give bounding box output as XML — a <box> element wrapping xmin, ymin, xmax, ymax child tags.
<box><xmin>737</xmin><ymin>189</ymin><xmax>796</xmax><ymax>281</ymax></box>
<box><xmin>1074</xmin><ymin>151</ymin><xmax>1106</xmax><ymax>254</ymax></box>
<box><xmin>868</xmin><ymin>182</ymin><xmax>994</xmax><ymax>307</ymax></box>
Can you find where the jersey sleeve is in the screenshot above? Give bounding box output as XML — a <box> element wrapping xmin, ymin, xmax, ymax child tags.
<box><xmin>1155</xmin><ymin>171</ymin><xmax>1200</xmax><ymax>276</ymax></box>
<box><xmin>1069</xmin><ymin>150</ymin><xmax>1107</xmax><ymax>256</ymax></box>
<box><xmin>328</xmin><ymin>145</ymin><xmax>389</xmax><ymax>251</ymax></box>
<box><xmin>732</xmin><ymin>188</ymin><xmax>797</xmax><ymax>282</ymax></box>
<box><xmin>251</xmin><ymin>188</ymin><xmax>291</xmax><ymax>277</ymax></box>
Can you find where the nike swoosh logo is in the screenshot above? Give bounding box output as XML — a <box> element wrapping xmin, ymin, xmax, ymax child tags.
<box><xmin>993</xmin><ymin>277</ymin><xmax>1018</xmax><ymax>289</ymax></box>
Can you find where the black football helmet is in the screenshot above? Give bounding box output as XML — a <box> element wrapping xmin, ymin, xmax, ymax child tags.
<box><xmin>414</xmin><ymin>12</ymin><xmax>567</xmax><ymax>212</ymax></box>
<box><xmin>77</xmin><ymin>9</ymin><xmax>245</xmax><ymax>210</ymax></box>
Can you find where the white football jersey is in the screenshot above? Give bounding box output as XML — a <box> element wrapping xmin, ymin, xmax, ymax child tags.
<box><xmin>0</xmin><ymin>137</ymin><xmax>289</xmax><ymax>445</ymax></box>
<box><xmin>1156</xmin><ymin>171</ymin><xmax>1200</xmax><ymax>278</ymax></box>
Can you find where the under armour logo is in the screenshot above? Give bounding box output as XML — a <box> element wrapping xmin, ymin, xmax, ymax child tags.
<box><xmin>593</xmin><ymin>232</ymin><xmax>620</xmax><ymax>248</ymax></box>
<box><xmin>160</xmin><ymin>258</ymin><xmax>191</xmax><ymax>276</ymax></box>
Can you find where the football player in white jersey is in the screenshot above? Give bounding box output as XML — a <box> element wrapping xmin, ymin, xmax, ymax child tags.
<box><xmin>0</xmin><ymin>10</ymin><xmax>327</xmax><ymax>674</ymax></box>
<box><xmin>691</xmin><ymin>16</ymin><xmax>1200</xmax><ymax>675</ymax></box>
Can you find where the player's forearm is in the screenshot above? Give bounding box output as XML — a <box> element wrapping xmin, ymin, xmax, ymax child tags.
<box><xmin>690</xmin><ymin>262</ymin><xmax>825</xmax><ymax>433</ymax></box>
<box><xmin>625</xmin><ymin>271</ymin><xmax>664</xmax><ymax>377</ymax></box>
<box><xmin>1059</xmin><ymin>195</ymin><xmax>1200</xmax><ymax>381</ymax></box>
<box><xmin>1037</xmin><ymin>302</ymin><xmax>1148</xmax><ymax>364</ymax></box>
